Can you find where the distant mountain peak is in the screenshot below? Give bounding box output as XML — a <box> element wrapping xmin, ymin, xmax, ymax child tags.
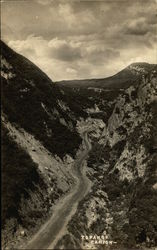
<box><xmin>129</xmin><ymin>62</ymin><xmax>151</xmax><ymax>67</ymax></box>
<box><xmin>127</xmin><ymin>62</ymin><xmax>156</xmax><ymax>75</ymax></box>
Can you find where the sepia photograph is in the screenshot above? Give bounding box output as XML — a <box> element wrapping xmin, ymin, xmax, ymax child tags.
<box><xmin>1</xmin><ymin>0</ymin><xmax>157</xmax><ymax>249</ymax></box>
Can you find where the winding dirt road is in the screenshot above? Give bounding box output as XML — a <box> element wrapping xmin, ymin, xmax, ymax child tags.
<box><xmin>22</xmin><ymin>132</ymin><xmax>91</xmax><ymax>249</ymax></box>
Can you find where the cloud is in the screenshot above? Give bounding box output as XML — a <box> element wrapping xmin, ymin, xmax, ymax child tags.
<box><xmin>146</xmin><ymin>13</ymin><xmax>157</xmax><ymax>25</ymax></box>
<box><xmin>37</xmin><ymin>0</ymin><xmax>52</xmax><ymax>5</ymax></box>
<box><xmin>124</xmin><ymin>18</ymin><xmax>156</xmax><ymax>36</ymax></box>
<box><xmin>2</xmin><ymin>0</ymin><xmax>157</xmax><ymax>81</ymax></box>
<box><xmin>9</xmin><ymin>35</ymin><xmax>82</xmax><ymax>61</ymax></box>
<box><xmin>8</xmin><ymin>35</ymin><xmax>82</xmax><ymax>80</ymax></box>
<box><xmin>48</xmin><ymin>38</ymin><xmax>82</xmax><ymax>61</ymax></box>
<box><xmin>83</xmin><ymin>45</ymin><xmax>120</xmax><ymax>65</ymax></box>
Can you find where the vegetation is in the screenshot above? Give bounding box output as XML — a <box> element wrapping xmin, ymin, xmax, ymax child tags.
<box><xmin>1</xmin><ymin>125</ymin><xmax>47</xmax><ymax>229</ymax></box>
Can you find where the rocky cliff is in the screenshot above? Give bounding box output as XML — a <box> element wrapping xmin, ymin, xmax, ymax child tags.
<box><xmin>55</xmin><ymin>68</ymin><xmax>157</xmax><ymax>249</ymax></box>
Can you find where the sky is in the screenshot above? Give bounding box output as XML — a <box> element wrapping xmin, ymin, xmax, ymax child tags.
<box><xmin>1</xmin><ymin>0</ymin><xmax>157</xmax><ymax>81</ymax></box>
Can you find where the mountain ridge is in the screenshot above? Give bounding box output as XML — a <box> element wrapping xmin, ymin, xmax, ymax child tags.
<box><xmin>57</xmin><ymin>62</ymin><xmax>157</xmax><ymax>89</ymax></box>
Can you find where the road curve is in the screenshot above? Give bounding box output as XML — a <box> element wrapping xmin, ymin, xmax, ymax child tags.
<box><xmin>22</xmin><ymin>132</ymin><xmax>91</xmax><ymax>250</ymax></box>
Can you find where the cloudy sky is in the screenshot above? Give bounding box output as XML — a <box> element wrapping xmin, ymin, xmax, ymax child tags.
<box><xmin>1</xmin><ymin>0</ymin><xmax>157</xmax><ymax>81</ymax></box>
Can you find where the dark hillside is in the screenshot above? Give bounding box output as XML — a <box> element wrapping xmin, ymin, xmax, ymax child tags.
<box><xmin>1</xmin><ymin>40</ymin><xmax>81</xmax><ymax>157</ymax></box>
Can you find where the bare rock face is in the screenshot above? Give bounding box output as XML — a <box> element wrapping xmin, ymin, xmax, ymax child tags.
<box><xmin>20</xmin><ymin>231</ymin><xmax>25</xmax><ymax>237</ymax></box>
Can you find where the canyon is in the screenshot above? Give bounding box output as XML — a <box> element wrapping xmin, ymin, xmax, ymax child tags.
<box><xmin>1</xmin><ymin>40</ymin><xmax>157</xmax><ymax>249</ymax></box>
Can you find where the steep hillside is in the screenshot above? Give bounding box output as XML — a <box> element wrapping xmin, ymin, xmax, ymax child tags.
<box><xmin>58</xmin><ymin>62</ymin><xmax>157</xmax><ymax>89</ymax></box>
<box><xmin>1</xmin><ymin>40</ymin><xmax>82</xmax><ymax>158</ymax></box>
<box><xmin>1</xmin><ymin>40</ymin><xmax>82</xmax><ymax>248</ymax></box>
<box><xmin>1</xmin><ymin>123</ymin><xmax>49</xmax><ymax>247</ymax></box>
